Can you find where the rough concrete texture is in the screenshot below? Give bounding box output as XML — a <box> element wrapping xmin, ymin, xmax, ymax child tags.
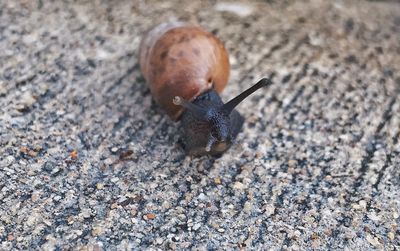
<box><xmin>1</xmin><ymin>0</ymin><xmax>400</xmax><ymax>250</ymax></box>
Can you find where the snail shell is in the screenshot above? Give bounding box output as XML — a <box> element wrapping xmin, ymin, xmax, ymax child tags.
<box><xmin>139</xmin><ymin>22</ymin><xmax>230</xmax><ymax>121</ymax></box>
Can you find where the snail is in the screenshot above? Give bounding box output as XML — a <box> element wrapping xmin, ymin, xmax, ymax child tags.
<box><xmin>139</xmin><ymin>22</ymin><xmax>271</xmax><ymax>156</ymax></box>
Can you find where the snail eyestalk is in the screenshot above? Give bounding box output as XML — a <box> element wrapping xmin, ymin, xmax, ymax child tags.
<box><xmin>205</xmin><ymin>135</ymin><xmax>216</xmax><ymax>152</ymax></box>
<box><xmin>173</xmin><ymin>96</ymin><xmax>207</xmax><ymax>118</ymax></box>
<box><xmin>222</xmin><ymin>78</ymin><xmax>272</xmax><ymax>115</ymax></box>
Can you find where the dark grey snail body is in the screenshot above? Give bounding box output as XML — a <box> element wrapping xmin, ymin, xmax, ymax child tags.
<box><xmin>139</xmin><ymin>22</ymin><xmax>271</xmax><ymax>156</ymax></box>
<box><xmin>174</xmin><ymin>79</ymin><xmax>271</xmax><ymax>155</ymax></box>
<box><xmin>179</xmin><ymin>90</ymin><xmax>244</xmax><ymax>156</ymax></box>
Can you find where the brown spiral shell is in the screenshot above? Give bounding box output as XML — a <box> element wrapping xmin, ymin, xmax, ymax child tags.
<box><xmin>139</xmin><ymin>22</ymin><xmax>230</xmax><ymax>121</ymax></box>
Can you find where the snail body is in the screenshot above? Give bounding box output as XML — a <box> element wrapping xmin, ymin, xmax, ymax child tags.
<box><xmin>139</xmin><ymin>22</ymin><xmax>271</xmax><ymax>155</ymax></box>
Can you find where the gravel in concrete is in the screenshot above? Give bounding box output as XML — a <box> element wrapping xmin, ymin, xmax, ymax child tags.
<box><xmin>1</xmin><ymin>0</ymin><xmax>399</xmax><ymax>250</ymax></box>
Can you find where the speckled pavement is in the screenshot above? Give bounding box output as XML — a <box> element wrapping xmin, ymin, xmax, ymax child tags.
<box><xmin>1</xmin><ymin>0</ymin><xmax>399</xmax><ymax>250</ymax></box>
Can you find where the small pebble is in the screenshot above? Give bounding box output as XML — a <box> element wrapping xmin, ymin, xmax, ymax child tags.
<box><xmin>31</xmin><ymin>192</ymin><xmax>40</xmax><ymax>202</ymax></box>
<box><xmin>96</xmin><ymin>183</ymin><xmax>104</xmax><ymax>189</ymax></box>
<box><xmin>214</xmin><ymin>177</ymin><xmax>221</xmax><ymax>184</ymax></box>
<box><xmin>7</xmin><ymin>234</ymin><xmax>14</xmax><ymax>241</ymax></box>
<box><xmin>92</xmin><ymin>226</ymin><xmax>104</xmax><ymax>236</ymax></box>
<box><xmin>217</xmin><ymin>228</ymin><xmax>225</xmax><ymax>233</ymax></box>
<box><xmin>5</xmin><ymin>156</ymin><xmax>15</xmax><ymax>166</ymax></box>
<box><xmin>144</xmin><ymin>213</ymin><xmax>156</xmax><ymax>220</ymax></box>
<box><xmin>81</xmin><ymin>209</ymin><xmax>92</xmax><ymax>218</ymax></box>
<box><xmin>233</xmin><ymin>182</ymin><xmax>245</xmax><ymax>190</ymax></box>
<box><xmin>193</xmin><ymin>223</ymin><xmax>201</xmax><ymax>231</ymax></box>
<box><xmin>366</xmin><ymin>234</ymin><xmax>380</xmax><ymax>247</ymax></box>
<box><xmin>243</xmin><ymin>201</ymin><xmax>252</xmax><ymax>213</ymax></box>
<box><xmin>198</xmin><ymin>193</ymin><xmax>207</xmax><ymax>201</ymax></box>
<box><xmin>111</xmin><ymin>177</ymin><xmax>119</xmax><ymax>183</ymax></box>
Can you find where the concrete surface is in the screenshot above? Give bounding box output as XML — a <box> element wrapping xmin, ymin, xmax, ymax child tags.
<box><xmin>1</xmin><ymin>0</ymin><xmax>400</xmax><ymax>250</ymax></box>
